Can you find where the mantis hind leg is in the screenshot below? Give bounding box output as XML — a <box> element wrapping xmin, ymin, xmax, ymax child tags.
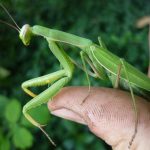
<box><xmin>119</xmin><ymin>59</ymin><xmax>138</xmax><ymax>149</ymax></box>
<box><xmin>109</xmin><ymin>59</ymin><xmax>138</xmax><ymax>148</ymax></box>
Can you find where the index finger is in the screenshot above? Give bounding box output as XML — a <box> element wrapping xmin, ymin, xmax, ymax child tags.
<box><xmin>48</xmin><ymin>87</ymin><xmax>150</xmax><ymax>149</ymax></box>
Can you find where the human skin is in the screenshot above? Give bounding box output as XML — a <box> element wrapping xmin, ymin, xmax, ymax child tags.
<box><xmin>48</xmin><ymin>87</ymin><xmax>150</xmax><ymax>150</ymax></box>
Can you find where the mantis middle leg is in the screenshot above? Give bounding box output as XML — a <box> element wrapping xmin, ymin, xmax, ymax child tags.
<box><xmin>80</xmin><ymin>51</ymin><xmax>106</xmax><ymax>104</ymax></box>
<box><xmin>120</xmin><ymin>59</ymin><xmax>138</xmax><ymax>149</ymax></box>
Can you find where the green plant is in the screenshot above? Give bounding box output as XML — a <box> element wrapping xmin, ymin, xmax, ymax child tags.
<box><xmin>0</xmin><ymin>95</ymin><xmax>50</xmax><ymax>149</ymax></box>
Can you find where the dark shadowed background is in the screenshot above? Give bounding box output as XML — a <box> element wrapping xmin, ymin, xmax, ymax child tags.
<box><xmin>0</xmin><ymin>0</ymin><xmax>149</xmax><ymax>149</ymax></box>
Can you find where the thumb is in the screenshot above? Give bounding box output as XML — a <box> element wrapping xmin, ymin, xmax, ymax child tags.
<box><xmin>48</xmin><ymin>87</ymin><xmax>150</xmax><ymax>150</ymax></box>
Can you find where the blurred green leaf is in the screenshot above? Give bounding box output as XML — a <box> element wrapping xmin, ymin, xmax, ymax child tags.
<box><xmin>5</xmin><ymin>99</ymin><xmax>21</xmax><ymax>123</ymax></box>
<box><xmin>84</xmin><ymin>134</ymin><xmax>95</xmax><ymax>144</ymax></box>
<box><xmin>63</xmin><ymin>139</ymin><xmax>74</xmax><ymax>150</ymax></box>
<box><xmin>0</xmin><ymin>67</ymin><xmax>10</xmax><ymax>79</ymax></box>
<box><xmin>20</xmin><ymin>114</ymin><xmax>34</xmax><ymax>128</ymax></box>
<box><xmin>0</xmin><ymin>137</ymin><xmax>10</xmax><ymax>150</ymax></box>
<box><xmin>13</xmin><ymin>126</ymin><xmax>33</xmax><ymax>149</ymax></box>
<box><xmin>0</xmin><ymin>95</ymin><xmax>8</xmax><ymax>117</ymax></box>
<box><xmin>0</xmin><ymin>128</ymin><xmax>3</xmax><ymax>141</ymax></box>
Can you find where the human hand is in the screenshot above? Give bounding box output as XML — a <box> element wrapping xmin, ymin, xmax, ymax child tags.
<box><xmin>48</xmin><ymin>87</ymin><xmax>150</xmax><ymax>150</ymax></box>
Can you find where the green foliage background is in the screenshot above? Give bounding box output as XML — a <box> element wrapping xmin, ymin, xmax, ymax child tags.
<box><xmin>0</xmin><ymin>0</ymin><xmax>149</xmax><ymax>149</ymax></box>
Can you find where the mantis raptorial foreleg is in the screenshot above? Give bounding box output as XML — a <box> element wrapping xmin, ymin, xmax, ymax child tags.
<box><xmin>23</xmin><ymin>76</ymin><xmax>68</xmax><ymax>146</ymax></box>
<box><xmin>22</xmin><ymin>75</ymin><xmax>69</xmax><ymax>126</ymax></box>
<box><xmin>22</xmin><ymin>70</ymin><xmax>65</xmax><ymax>97</ymax></box>
<box><xmin>22</xmin><ymin>40</ymin><xmax>74</xmax><ymax>145</ymax></box>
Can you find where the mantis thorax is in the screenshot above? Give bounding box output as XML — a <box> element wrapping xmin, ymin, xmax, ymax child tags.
<box><xmin>19</xmin><ymin>24</ymin><xmax>32</xmax><ymax>46</ymax></box>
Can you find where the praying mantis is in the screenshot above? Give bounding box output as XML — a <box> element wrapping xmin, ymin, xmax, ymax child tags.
<box><xmin>0</xmin><ymin>3</ymin><xmax>150</xmax><ymax>148</ymax></box>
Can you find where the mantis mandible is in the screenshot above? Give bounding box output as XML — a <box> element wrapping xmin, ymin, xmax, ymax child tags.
<box><xmin>1</xmin><ymin>3</ymin><xmax>150</xmax><ymax>148</ymax></box>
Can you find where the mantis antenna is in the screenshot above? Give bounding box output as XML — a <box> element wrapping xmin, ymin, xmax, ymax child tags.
<box><xmin>0</xmin><ymin>19</ymin><xmax>20</xmax><ymax>32</ymax></box>
<box><xmin>0</xmin><ymin>3</ymin><xmax>20</xmax><ymax>31</ymax></box>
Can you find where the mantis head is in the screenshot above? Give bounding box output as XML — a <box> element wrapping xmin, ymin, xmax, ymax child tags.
<box><xmin>19</xmin><ymin>24</ymin><xmax>32</xmax><ymax>46</ymax></box>
<box><xmin>0</xmin><ymin>4</ymin><xmax>32</xmax><ymax>46</ymax></box>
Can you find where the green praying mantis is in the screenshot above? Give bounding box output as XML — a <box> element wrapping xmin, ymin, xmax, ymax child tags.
<box><xmin>1</xmin><ymin>3</ymin><xmax>150</xmax><ymax>148</ymax></box>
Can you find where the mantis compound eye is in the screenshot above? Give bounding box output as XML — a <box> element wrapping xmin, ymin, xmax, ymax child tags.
<box><xmin>19</xmin><ymin>24</ymin><xmax>32</xmax><ymax>46</ymax></box>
